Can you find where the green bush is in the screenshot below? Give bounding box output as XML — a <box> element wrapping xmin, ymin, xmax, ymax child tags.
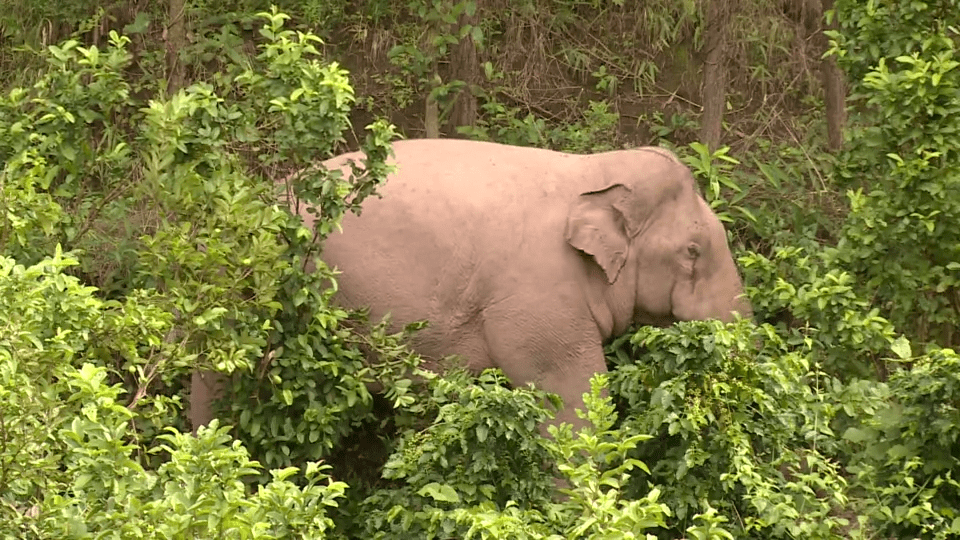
<box><xmin>607</xmin><ymin>319</ymin><xmax>852</xmax><ymax>539</ymax></box>
<box><xmin>845</xmin><ymin>347</ymin><xmax>960</xmax><ymax>539</ymax></box>
<box><xmin>740</xmin><ymin>246</ymin><xmax>897</xmax><ymax>379</ymax></box>
<box><xmin>351</xmin><ymin>372</ymin><xmax>687</xmax><ymax>540</ymax></box>
<box><xmin>830</xmin><ymin>0</ymin><xmax>960</xmax><ymax>347</ymax></box>
<box><xmin>0</xmin><ymin>250</ymin><xmax>347</xmax><ymax>539</ymax></box>
<box><xmin>0</xmin><ymin>4</ymin><xmax>407</xmax><ymax>470</ymax></box>
<box><xmin>459</xmin><ymin>96</ymin><xmax>620</xmax><ymax>153</ymax></box>
<box><xmin>0</xmin><ymin>8</ymin><xmax>403</xmax><ymax>535</ymax></box>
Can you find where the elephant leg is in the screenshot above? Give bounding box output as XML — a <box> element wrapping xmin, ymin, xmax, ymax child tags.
<box><xmin>481</xmin><ymin>312</ymin><xmax>608</xmax><ymax>435</ymax></box>
<box><xmin>536</xmin><ymin>345</ymin><xmax>609</xmax><ymax>435</ymax></box>
<box><xmin>189</xmin><ymin>370</ymin><xmax>224</xmax><ymax>433</ymax></box>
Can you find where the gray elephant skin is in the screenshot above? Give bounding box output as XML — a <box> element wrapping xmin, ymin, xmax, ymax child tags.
<box><xmin>189</xmin><ymin>139</ymin><xmax>751</xmax><ymax>431</ymax></box>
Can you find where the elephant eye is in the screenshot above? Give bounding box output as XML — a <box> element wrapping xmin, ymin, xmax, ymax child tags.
<box><xmin>687</xmin><ymin>244</ymin><xmax>701</xmax><ymax>259</ymax></box>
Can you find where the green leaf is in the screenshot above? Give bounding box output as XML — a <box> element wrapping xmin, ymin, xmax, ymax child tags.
<box><xmin>891</xmin><ymin>335</ymin><xmax>912</xmax><ymax>360</ymax></box>
<box><xmin>417</xmin><ymin>482</ymin><xmax>461</xmax><ymax>503</ymax></box>
<box><xmin>842</xmin><ymin>427</ymin><xmax>876</xmax><ymax>443</ymax></box>
<box><xmin>123</xmin><ymin>13</ymin><xmax>152</xmax><ymax>35</ymax></box>
<box><xmin>470</xmin><ymin>25</ymin><xmax>483</xmax><ymax>45</ymax></box>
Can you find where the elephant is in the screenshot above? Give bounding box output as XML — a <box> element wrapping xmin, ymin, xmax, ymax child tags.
<box><xmin>306</xmin><ymin>139</ymin><xmax>750</xmax><ymax>428</ymax></box>
<box><xmin>188</xmin><ymin>139</ymin><xmax>751</xmax><ymax>432</ymax></box>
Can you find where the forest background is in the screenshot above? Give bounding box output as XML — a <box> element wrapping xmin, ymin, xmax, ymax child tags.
<box><xmin>1</xmin><ymin>0</ymin><xmax>959</xmax><ymax>538</ymax></box>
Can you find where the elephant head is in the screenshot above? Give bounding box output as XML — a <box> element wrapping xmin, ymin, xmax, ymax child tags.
<box><xmin>565</xmin><ymin>148</ymin><xmax>751</xmax><ymax>330</ymax></box>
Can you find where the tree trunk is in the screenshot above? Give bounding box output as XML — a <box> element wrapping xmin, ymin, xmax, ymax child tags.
<box><xmin>820</xmin><ymin>0</ymin><xmax>846</xmax><ymax>150</ymax></box>
<box><xmin>446</xmin><ymin>3</ymin><xmax>480</xmax><ymax>136</ymax></box>
<box><xmin>822</xmin><ymin>58</ymin><xmax>846</xmax><ymax>151</ymax></box>
<box><xmin>166</xmin><ymin>0</ymin><xmax>186</xmax><ymax>94</ymax></box>
<box><xmin>165</xmin><ymin>0</ymin><xmax>209</xmax><ymax>433</ymax></box>
<box><xmin>424</xmin><ymin>70</ymin><xmax>442</xmax><ymax>138</ymax></box>
<box><xmin>802</xmin><ymin>0</ymin><xmax>846</xmax><ymax>151</ymax></box>
<box><xmin>700</xmin><ymin>0</ymin><xmax>731</xmax><ymax>151</ymax></box>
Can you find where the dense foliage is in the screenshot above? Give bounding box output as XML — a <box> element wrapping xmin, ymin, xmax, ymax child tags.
<box><xmin>1</xmin><ymin>1</ymin><xmax>959</xmax><ymax>538</ymax></box>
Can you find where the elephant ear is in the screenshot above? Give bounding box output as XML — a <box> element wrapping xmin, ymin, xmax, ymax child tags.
<box><xmin>565</xmin><ymin>184</ymin><xmax>645</xmax><ymax>284</ymax></box>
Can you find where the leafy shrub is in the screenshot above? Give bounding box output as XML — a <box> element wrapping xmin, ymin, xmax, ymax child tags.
<box><xmin>679</xmin><ymin>142</ymin><xmax>752</xmax><ymax>227</ymax></box>
<box><xmin>459</xmin><ymin>96</ymin><xmax>620</xmax><ymax>153</ymax></box>
<box><xmin>354</xmin><ymin>370</ymin><xmax>557</xmax><ymax>538</ymax></box>
<box><xmin>846</xmin><ymin>347</ymin><xmax>960</xmax><ymax>539</ymax></box>
<box><xmin>2</xmin><ymin>0</ymin><xmax>414</xmax><ymax>486</ymax></box>
<box><xmin>830</xmin><ymin>0</ymin><xmax>960</xmax><ymax>347</ymax></box>
<box><xmin>608</xmin><ymin>319</ymin><xmax>852</xmax><ymax>539</ymax></box>
<box><xmin>353</xmin><ymin>372</ymin><xmax>684</xmax><ymax>540</ymax></box>
<box><xmin>0</xmin><ymin>250</ymin><xmax>347</xmax><ymax>539</ymax></box>
<box><xmin>0</xmin><ymin>5</ymin><xmax>409</xmax><ymax>476</ymax></box>
<box><xmin>740</xmin><ymin>246</ymin><xmax>897</xmax><ymax>379</ymax></box>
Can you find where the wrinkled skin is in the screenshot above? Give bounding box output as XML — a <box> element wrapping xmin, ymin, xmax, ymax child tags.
<box><xmin>189</xmin><ymin>139</ymin><xmax>751</xmax><ymax>431</ymax></box>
